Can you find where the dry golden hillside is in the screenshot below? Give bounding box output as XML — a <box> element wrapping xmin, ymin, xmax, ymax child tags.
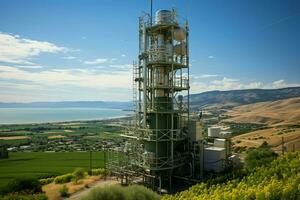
<box><xmin>225</xmin><ymin>97</ymin><xmax>300</xmax><ymax>126</ymax></box>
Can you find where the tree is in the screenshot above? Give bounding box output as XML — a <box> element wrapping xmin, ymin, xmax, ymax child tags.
<box><xmin>244</xmin><ymin>146</ymin><xmax>277</xmax><ymax>172</ymax></box>
<box><xmin>73</xmin><ymin>168</ymin><xmax>86</xmax><ymax>184</ymax></box>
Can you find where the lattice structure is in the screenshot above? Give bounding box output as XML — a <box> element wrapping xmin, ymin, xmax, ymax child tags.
<box><xmin>107</xmin><ymin>9</ymin><xmax>191</xmax><ymax>192</ymax></box>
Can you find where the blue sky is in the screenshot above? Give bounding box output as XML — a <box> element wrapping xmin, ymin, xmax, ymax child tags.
<box><xmin>0</xmin><ymin>0</ymin><xmax>299</xmax><ymax>102</ymax></box>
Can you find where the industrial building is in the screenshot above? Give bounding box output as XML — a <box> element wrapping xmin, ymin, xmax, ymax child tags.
<box><xmin>107</xmin><ymin>8</ymin><xmax>233</xmax><ymax>192</ymax></box>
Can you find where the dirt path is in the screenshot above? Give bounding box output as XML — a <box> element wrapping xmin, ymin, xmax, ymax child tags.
<box><xmin>65</xmin><ymin>177</ymin><xmax>119</xmax><ymax>200</ymax></box>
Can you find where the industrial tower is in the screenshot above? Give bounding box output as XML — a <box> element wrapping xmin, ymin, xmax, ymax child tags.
<box><xmin>112</xmin><ymin>9</ymin><xmax>191</xmax><ymax>191</ymax></box>
<box><xmin>135</xmin><ymin>9</ymin><xmax>190</xmax><ymax>190</ymax></box>
<box><xmin>107</xmin><ymin>8</ymin><xmax>233</xmax><ymax>192</ymax></box>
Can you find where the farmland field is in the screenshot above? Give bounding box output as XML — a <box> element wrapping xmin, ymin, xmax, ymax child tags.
<box><xmin>0</xmin><ymin>152</ymin><xmax>105</xmax><ymax>187</ymax></box>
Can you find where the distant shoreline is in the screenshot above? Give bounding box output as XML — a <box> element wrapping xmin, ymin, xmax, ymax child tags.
<box><xmin>0</xmin><ymin>107</ymin><xmax>133</xmax><ymax>125</ymax></box>
<box><xmin>0</xmin><ymin>115</ymin><xmax>132</xmax><ymax>126</ymax></box>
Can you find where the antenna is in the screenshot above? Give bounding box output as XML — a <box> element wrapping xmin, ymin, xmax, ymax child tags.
<box><xmin>150</xmin><ymin>0</ymin><xmax>153</xmax><ymax>26</ymax></box>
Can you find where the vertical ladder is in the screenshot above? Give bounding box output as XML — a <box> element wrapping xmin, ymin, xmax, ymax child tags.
<box><xmin>132</xmin><ymin>61</ymin><xmax>139</xmax><ymax>127</ymax></box>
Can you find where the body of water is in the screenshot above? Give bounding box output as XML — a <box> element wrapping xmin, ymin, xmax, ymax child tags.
<box><xmin>0</xmin><ymin>107</ymin><xmax>132</xmax><ymax>124</ymax></box>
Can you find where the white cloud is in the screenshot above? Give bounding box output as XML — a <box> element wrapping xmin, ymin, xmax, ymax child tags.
<box><xmin>84</xmin><ymin>58</ymin><xmax>108</xmax><ymax>65</ymax></box>
<box><xmin>208</xmin><ymin>55</ymin><xmax>215</xmax><ymax>59</ymax></box>
<box><xmin>197</xmin><ymin>74</ymin><xmax>219</xmax><ymax>78</ymax></box>
<box><xmin>62</xmin><ymin>56</ymin><xmax>76</xmax><ymax>60</ymax></box>
<box><xmin>270</xmin><ymin>79</ymin><xmax>300</xmax><ymax>89</ymax></box>
<box><xmin>0</xmin><ymin>64</ymin><xmax>134</xmax><ymax>102</ymax></box>
<box><xmin>190</xmin><ymin>76</ymin><xmax>300</xmax><ymax>94</ymax></box>
<box><xmin>0</xmin><ymin>33</ymin><xmax>68</xmax><ymax>64</ymax></box>
<box><xmin>0</xmin><ymin>65</ymin><xmax>131</xmax><ymax>89</ymax></box>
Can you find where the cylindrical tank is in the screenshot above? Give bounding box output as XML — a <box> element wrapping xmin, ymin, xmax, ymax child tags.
<box><xmin>155</xmin><ymin>10</ymin><xmax>173</xmax><ymax>24</ymax></box>
<box><xmin>174</xmin><ymin>28</ymin><xmax>186</xmax><ymax>41</ymax></box>
<box><xmin>174</xmin><ymin>42</ymin><xmax>187</xmax><ymax>55</ymax></box>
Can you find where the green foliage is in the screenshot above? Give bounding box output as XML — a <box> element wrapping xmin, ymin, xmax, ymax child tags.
<box><xmin>162</xmin><ymin>152</ymin><xmax>300</xmax><ymax>200</ymax></box>
<box><xmin>0</xmin><ymin>152</ymin><xmax>105</xmax><ymax>187</ymax></box>
<box><xmin>225</xmin><ymin>122</ymin><xmax>266</xmax><ymax>136</ymax></box>
<box><xmin>124</xmin><ymin>185</ymin><xmax>160</xmax><ymax>200</ymax></box>
<box><xmin>91</xmin><ymin>168</ymin><xmax>107</xmax><ymax>176</ymax></box>
<box><xmin>0</xmin><ymin>177</ymin><xmax>42</xmax><ymax>195</ymax></box>
<box><xmin>82</xmin><ymin>184</ymin><xmax>160</xmax><ymax>200</ymax></box>
<box><xmin>0</xmin><ymin>194</ymin><xmax>47</xmax><ymax>200</ymax></box>
<box><xmin>72</xmin><ymin>168</ymin><xmax>86</xmax><ymax>183</ymax></box>
<box><xmin>54</xmin><ymin>173</ymin><xmax>74</xmax><ymax>184</ymax></box>
<box><xmin>244</xmin><ymin>147</ymin><xmax>277</xmax><ymax>172</ymax></box>
<box><xmin>39</xmin><ymin>178</ymin><xmax>54</xmax><ymax>185</ymax></box>
<box><xmin>59</xmin><ymin>185</ymin><xmax>69</xmax><ymax>197</ymax></box>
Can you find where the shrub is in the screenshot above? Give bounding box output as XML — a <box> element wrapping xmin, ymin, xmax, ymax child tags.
<box><xmin>244</xmin><ymin>146</ymin><xmax>277</xmax><ymax>171</ymax></box>
<box><xmin>39</xmin><ymin>177</ymin><xmax>54</xmax><ymax>185</ymax></box>
<box><xmin>82</xmin><ymin>185</ymin><xmax>125</xmax><ymax>200</ymax></box>
<box><xmin>125</xmin><ymin>185</ymin><xmax>160</xmax><ymax>200</ymax></box>
<box><xmin>82</xmin><ymin>184</ymin><xmax>160</xmax><ymax>200</ymax></box>
<box><xmin>59</xmin><ymin>185</ymin><xmax>69</xmax><ymax>198</ymax></box>
<box><xmin>72</xmin><ymin>168</ymin><xmax>86</xmax><ymax>183</ymax></box>
<box><xmin>0</xmin><ymin>194</ymin><xmax>47</xmax><ymax>200</ymax></box>
<box><xmin>0</xmin><ymin>177</ymin><xmax>42</xmax><ymax>195</ymax></box>
<box><xmin>54</xmin><ymin>173</ymin><xmax>74</xmax><ymax>184</ymax></box>
<box><xmin>91</xmin><ymin>168</ymin><xmax>107</xmax><ymax>176</ymax></box>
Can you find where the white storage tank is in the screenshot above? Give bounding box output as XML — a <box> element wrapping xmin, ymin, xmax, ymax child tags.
<box><xmin>174</xmin><ymin>28</ymin><xmax>186</xmax><ymax>41</ymax></box>
<box><xmin>219</xmin><ymin>131</ymin><xmax>232</xmax><ymax>138</ymax></box>
<box><xmin>214</xmin><ymin>138</ymin><xmax>226</xmax><ymax>148</ymax></box>
<box><xmin>208</xmin><ymin>127</ymin><xmax>221</xmax><ymax>138</ymax></box>
<box><xmin>204</xmin><ymin>146</ymin><xmax>226</xmax><ymax>173</ymax></box>
<box><xmin>155</xmin><ymin>10</ymin><xmax>174</xmax><ymax>24</ymax></box>
<box><xmin>214</xmin><ymin>138</ymin><xmax>231</xmax><ymax>156</ymax></box>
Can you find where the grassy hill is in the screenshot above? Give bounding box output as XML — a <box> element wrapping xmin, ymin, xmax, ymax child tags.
<box><xmin>189</xmin><ymin>87</ymin><xmax>300</xmax><ymax>109</ymax></box>
<box><xmin>225</xmin><ymin>97</ymin><xmax>300</xmax><ymax>126</ymax></box>
<box><xmin>224</xmin><ymin>97</ymin><xmax>300</xmax><ymax>152</ymax></box>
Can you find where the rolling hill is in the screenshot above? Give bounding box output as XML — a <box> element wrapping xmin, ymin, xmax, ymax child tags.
<box><xmin>225</xmin><ymin>97</ymin><xmax>300</xmax><ymax>126</ymax></box>
<box><xmin>189</xmin><ymin>87</ymin><xmax>300</xmax><ymax>109</ymax></box>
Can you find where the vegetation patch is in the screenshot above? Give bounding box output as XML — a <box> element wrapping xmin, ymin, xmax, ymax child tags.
<box><xmin>163</xmin><ymin>151</ymin><xmax>300</xmax><ymax>200</ymax></box>
<box><xmin>0</xmin><ymin>193</ymin><xmax>47</xmax><ymax>200</ymax></box>
<box><xmin>0</xmin><ymin>152</ymin><xmax>105</xmax><ymax>187</ymax></box>
<box><xmin>82</xmin><ymin>184</ymin><xmax>160</xmax><ymax>200</ymax></box>
<box><xmin>0</xmin><ymin>177</ymin><xmax>42</xmax><ymax>195</ymax></box>
<box><xmin>59</xmin><ymin>185</ymin><xmax>69</xmax><ymax>197</ymax></box>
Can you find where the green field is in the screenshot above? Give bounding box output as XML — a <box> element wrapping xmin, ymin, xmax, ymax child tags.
<box><xmin>0</xmin><ymin>152</ymin><xmax>105</xmax><ymax>187</ymax></box>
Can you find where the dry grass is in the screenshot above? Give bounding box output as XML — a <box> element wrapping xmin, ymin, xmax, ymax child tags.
<box><xmin>226</xmin><ymin>97</ymin><xmax>300</xmax><ymax>126</ymax></box>
<box><xmin>232</xmin><ymin>127</ymin><xmax>300</xmax><ymax>153</ymax></box>
<box><xmin>48</xmin><ymin>135</ymin><xmax>66</xmax><ymax>139</ymax></box>
<box><xmin>0</xmin><ymin>136</ymin><xmax>30</xmax><ymax>140</ymax></box>
<box><xmin>42</xmin><ymin>176</ymin><xmax>101</xmax><ymax>200</ymax></box>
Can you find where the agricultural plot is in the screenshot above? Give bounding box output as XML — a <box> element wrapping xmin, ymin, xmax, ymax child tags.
<box><xmin>0</xmin><ymin>152</ymin><xmax>105</xmax><ymax>187</ymax></box>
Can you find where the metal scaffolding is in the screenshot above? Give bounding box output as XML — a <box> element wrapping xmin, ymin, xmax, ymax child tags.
<box><xmin>107</xmin><ymin>9</ymin><xmax>191</xmax><ymax>192</ymax></box>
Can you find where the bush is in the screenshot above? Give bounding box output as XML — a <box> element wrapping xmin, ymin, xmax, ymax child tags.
<box><xmin>91</xmin><ymin>168</ymin><xmax>107</xmax><ymax>176</ymax></box>
<box><xmin>125</xmin><ymin>185</ymin><xmax>160</xmax><ymax>200</ymax></box>
<box><xmin>39</xmin><ymin>177</ymin><xmax>54</xmax><ymax>185</ymax></box>
<box><xmin>0</xmin><ymin>194</ymin><xmax>47</xmax><ymax>200</ymax></box>
<box><xmin>72</xmin><ymin>168</ymin><xmax>86</xmax><ymax>183</ymax></box>
<box><xmin>82</xmin><ymin>184</ymin><xmax>160</xmax><ymax>200</ymax></box>
<box><xmin>54</xmin><ymin>173</ymin><xmax>74</xmax><ymax>184</ymax></box>
<box><xmin>244</xmin><ymin>146</ymin><xmax>277</xmax><ymax>171</ymax></box>
<box><xmin>0</xmin><ymin>177</ymin><xmax>42</xmax><ymax>195</ymax></box>
<box><xmin>59</xmin><ymin>185</ymin><xmax>69</xmax><ymax>197</ymax></box>
<box><xmin>83</xmin><ymin>185</ymin><xmax>125</xmax><ymax>200</ymax></box>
